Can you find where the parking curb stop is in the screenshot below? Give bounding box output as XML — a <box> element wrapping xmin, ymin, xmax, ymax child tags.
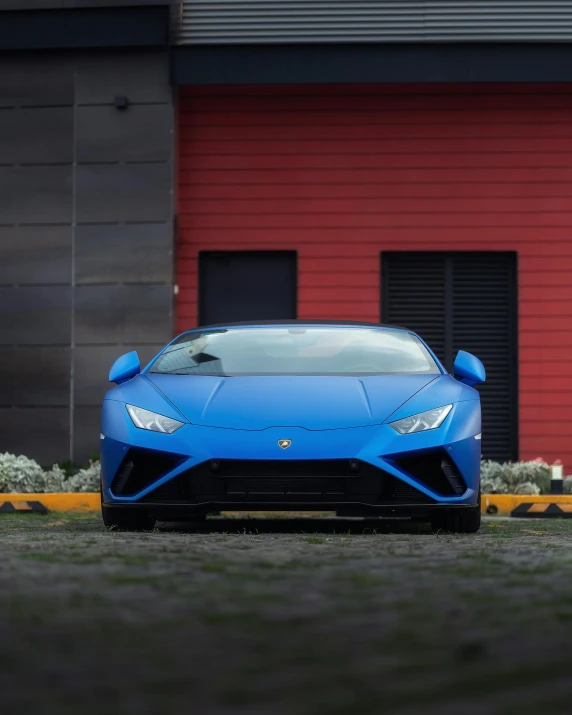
<box><xmin>0</xmin><ymin>500</ymin><xmax>49</xmax><ymax>514</ymax></box>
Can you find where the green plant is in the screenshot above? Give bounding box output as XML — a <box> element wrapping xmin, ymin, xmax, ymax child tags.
<box><xmin>481</xmin><ymin>458</ymin><xmax>570</xmax><ymax>495</ymax></box>
<box><xmin>0</xmin><ymin>453</ymin><xmax>101</xmax><ymax>493</ymax></box>
<box><xmin>56</xmin><ymin>458</ymin><xmax>79</xmax><ymax>478</ymax></box>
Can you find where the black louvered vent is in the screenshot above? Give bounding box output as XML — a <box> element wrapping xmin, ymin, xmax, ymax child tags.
<box><xmin>382</xmin><ymin>252</ymin><xmax>517</xmax><ymax>462</ymax></box>
<box><xmin>111</xmin><ymin>450</ymin><xmax>180</xmax><ymax>497</ymax></box>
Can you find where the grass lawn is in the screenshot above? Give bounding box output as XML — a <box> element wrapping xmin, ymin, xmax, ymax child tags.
<box><xmin>1</xmin><ymin>512</ymin><xmax>572</xmax><ymax>715</ymax></box>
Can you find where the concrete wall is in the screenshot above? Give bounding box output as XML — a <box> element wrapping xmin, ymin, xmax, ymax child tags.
<box><xmin>0</xmin><ymin>49</ymin><xmax>174</xmax><ymax>466</ymax></box>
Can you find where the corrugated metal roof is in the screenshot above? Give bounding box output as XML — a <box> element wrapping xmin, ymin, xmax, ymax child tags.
<box><xmin>176</xmin><ymin>1</ymin><xmax>572</xmax><ymax>44</ymax></box>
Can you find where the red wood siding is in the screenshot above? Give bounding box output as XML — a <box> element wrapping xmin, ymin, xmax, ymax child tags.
<box><xmin>177</xmin><ymin>84</ymin><xmax>572</xmax><ymax>465</ymax></box>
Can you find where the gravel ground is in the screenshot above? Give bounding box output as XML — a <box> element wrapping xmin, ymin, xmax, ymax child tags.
<box><xmin>2</xmin><ymin>512</ymin><xmax>572</xmax><ymax>715</ymax></box>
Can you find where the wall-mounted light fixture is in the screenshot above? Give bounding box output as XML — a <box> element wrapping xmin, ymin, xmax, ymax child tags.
<box><xmin>114</xmin><ymin>96</ymin><xmax>129</xmax><ymax>111</ymax></box>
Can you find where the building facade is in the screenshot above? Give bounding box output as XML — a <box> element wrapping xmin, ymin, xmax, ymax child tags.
<box><xmin>0</xmin><ymin>1</ymin><xmax>175</xmax><ymax>465</ymax></box>
<box><xmin>1</xmin><ymin>1</ymin><xmax>571</xmax><ymax>469</ymax></box>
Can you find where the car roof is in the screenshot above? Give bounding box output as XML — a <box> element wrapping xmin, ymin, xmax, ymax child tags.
<box><xmin>189</xmin><ymin>319</ymin><xmax>410</xmax><ymax>331</ymax></box>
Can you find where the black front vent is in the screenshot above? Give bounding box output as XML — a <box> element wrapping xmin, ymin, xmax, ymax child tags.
<box><xmin>197</xmin><ymin>459</ymin><xmax>364</xmax><ymax>479</ymax></box>
<box><xmin>141</xmin><ymin>459</ymin><xmax>436</xmax><ymax>506</ymax></box>
<box><xmin>396</xmin><ymin>451</ymin><xmax>466</xmax><ymax>496</ymax></box>
<box><xmin>112</xmin><ymin>449</ymin><xmax>180</xmax><ymax>496</ymax></box>
<box><xmin>392</xmin><ymin>480</ymin><xmax>434</xmax><ymax>503</ymax></box>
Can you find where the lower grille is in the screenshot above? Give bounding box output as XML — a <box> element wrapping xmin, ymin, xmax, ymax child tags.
<box><xmin>141</xmin><ymin>459</ymin><xmax>434</xmax><ymax>505</ymax></box>
<box><xmin>204</xmin><ymin>459</ymin><xmax>363</xmax><ymax>478</ymax></box>
<box><xmin>393</xmin><ymin>481</ymin><xmax>433</xmax><ymax>503</ymax></box>
<box><xmin>224</xmin><ymin>477</ymin><xmax>344</xmax><ymax>495</ymax></box>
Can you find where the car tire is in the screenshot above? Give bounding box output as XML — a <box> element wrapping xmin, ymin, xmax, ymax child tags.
<box><xmin>101</xmin><ymin>505</ymin><xmax>155</xmax><ymax>531</ymax></box>
<box><xmin>100</xmin><ymin>481</ymin><xmax>155</xmax><ymax>531</ymax></box>
<box><xmin>430</xmin><ymin>491</ymin><xmax>481</xmax><ymax>534</ymax></box>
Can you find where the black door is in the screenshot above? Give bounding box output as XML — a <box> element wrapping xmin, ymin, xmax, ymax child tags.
<box><xmin>382</xmin><ymin>252</ymin><xmax>518</xmax><ymax>462</ymax></box>
<box><xmin>199</xmin><ymin>251</ymin><xmax>297</xmax><ymax>326</ymax></box>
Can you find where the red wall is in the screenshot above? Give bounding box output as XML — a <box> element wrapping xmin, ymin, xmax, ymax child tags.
<box><xmin>177</xmin><ymin>84</ymin><xmax>572</xmax><ymax>465</ymax></box>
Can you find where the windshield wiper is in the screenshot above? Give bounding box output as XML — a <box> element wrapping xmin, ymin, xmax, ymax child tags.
<box><xmin>150</xmin><ymin>363</ymin><xmax>224</xmax><ymax>375</ymax></box>
<box><xmin>151</xmin><ymin>369</ymin><xmax>227</xmax><ymax>376</ymax></box>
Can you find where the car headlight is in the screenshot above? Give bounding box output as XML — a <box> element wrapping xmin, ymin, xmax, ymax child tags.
<box><xmin>389</xmin><ymin>405</ymin><xmax>453</xmax><ymax>435</ymax></box>
<box><xmin>126</xmin><ymin>404</ymin><xmax>184</xmax><ymax>434</ymax></box>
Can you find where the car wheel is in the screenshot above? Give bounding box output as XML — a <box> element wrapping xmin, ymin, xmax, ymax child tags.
<box><xmin>100</xmin><ymin>480</ymin><xmax>155</xmax><ymax>531</ymax></box>
<box><xmin>101</xmin><ymin>505</ymin><xmax>155</xmax><ymax>531</ymax></box>
<box><xmin>431</xmin><ymin>492</ymin><xmax>481</xmax><ymax>534</ymax></box>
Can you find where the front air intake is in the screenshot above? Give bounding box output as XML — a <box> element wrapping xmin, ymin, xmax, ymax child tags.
<box><xmin>141</xmin><ymin>459</ymin><xmax>436</xmax><ymax>505</ymax></box>
<box><xmin>395</xmin><ymin>451</ymin><xmax>466</xmax><ymax>496</ymax></box>
<box><xmin>111</xmin><ymin>449</ymin><xmax>180</xmax><ymax>496</ymax></box>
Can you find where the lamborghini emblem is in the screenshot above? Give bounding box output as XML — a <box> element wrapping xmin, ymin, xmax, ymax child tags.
<box><xmin>278</xmin><ymin>439</ymin><xmax>292</xmax><ymax>449</ymax></box>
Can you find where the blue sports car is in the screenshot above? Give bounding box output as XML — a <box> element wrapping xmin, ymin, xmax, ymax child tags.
<box><xmin>100</xmin><ymin>321</ymin><xmax>485</xmax><ymax>532</ymax></box>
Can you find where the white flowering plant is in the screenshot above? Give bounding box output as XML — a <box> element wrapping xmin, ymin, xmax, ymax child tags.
<box><xmin>0</xmin><ymin>452</ymin><xmax>100</xmax><ymax>493</ymax></box>
<box><xmin>480</xmin><ymin>457</ymin><xmax>572</xmax><ymax>495</ymax></box>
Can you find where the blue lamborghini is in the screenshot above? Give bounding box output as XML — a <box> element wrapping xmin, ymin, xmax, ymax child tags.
<box><xmin>100</xmin><ymin>321</ymin><xmax>485</xmax><ymax>532</ymax></box>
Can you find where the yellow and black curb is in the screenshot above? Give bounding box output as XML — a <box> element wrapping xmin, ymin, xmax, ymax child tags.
<box><xmin>482</xmin><ymin>494</ymin><xmax>572</xmax><ymax>518</ymax></box>
<box><xmin>0</xmin><ymin>500</ymin><xmax>48</xmax><ymax>515</ymax></box>
<box><xmin>511</xmin><ymin>502</ymin><xmax>572</xmax><ymax>518</ymax></box>
<box><xmin>0</xmin><ymin>493</ymin><xmax>100</xmax><ymax>514</ymax></box>
<box><xmin>1</xmin><ymin>493</ymin><xmax>572</xmax><ymax>517</ymax></box>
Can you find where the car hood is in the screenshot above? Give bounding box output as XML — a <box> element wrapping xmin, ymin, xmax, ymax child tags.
<box><xmin>145</xmin><ymin>374</ymin><xmax>440</xmax><ymax>430</ymax></box>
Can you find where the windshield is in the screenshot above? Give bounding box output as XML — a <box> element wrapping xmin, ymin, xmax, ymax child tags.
<box><xmin>148</xmin><ymin>327</ymin><xmax>441</xmax><ymax>377</ymax></box>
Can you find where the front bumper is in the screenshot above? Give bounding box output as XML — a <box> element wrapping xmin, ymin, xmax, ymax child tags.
<box><xmin>101</xmin><ymin>399</ymin><xmax>481</xmax><ymax>517</ymax></box>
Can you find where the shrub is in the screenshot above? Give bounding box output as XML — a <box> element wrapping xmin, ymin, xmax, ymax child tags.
<box><xmin>480</xmin><ymin>457</ymin><xmax>570</xmax><ymax>495</ymax></box>
<box><xmin>61</xmin><ymin>461</ymin><xmax>100</xmax><ymax>493</ymax></box>
<box><xmin>0</xmin><ymin>453</ymin><xmax>45</xmax><ymax>493</ymax></box>
<box><xmin>0</xmin><ymin>452</ymin><xmax>100</xmax><ymax>493</ymax></box>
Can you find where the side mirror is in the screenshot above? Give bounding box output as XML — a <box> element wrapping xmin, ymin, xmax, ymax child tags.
<box><xmin>453</xmin><ymin>350</ymin><xmax>485</xmax><ymax>387</ymax></box>
<box><xmin>109</xmin><ymin>351</ymin><xmax>140</xmax><ymax>384</ymax></box>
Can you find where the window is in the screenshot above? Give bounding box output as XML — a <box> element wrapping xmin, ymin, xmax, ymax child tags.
<box><xmin>382</xmin><ymin>252</ymin><xmax>518</xmax><ymax>461</ymax></box>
